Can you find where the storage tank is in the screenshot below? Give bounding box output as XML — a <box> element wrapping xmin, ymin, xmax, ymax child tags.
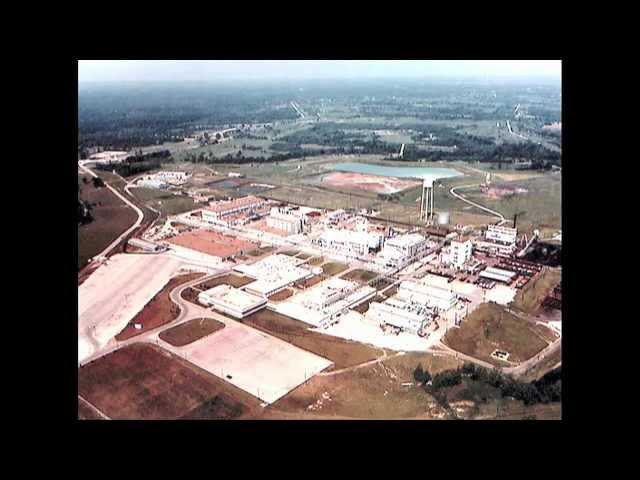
<box><xmin>437</xmin><ymin>211</ymin><xmax>450</xmax><ymax>225</ymax></box>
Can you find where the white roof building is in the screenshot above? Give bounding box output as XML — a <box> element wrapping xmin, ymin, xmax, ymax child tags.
<box><xmin>398</xmin><ymin>280</ymin><xmax>457</xmax><ymax>311</ymax></box>
<box><xmin>479</xmin><ymin>266</ymin><xmax>516</xmax><ymax>283</ymax></box>
<box><xmin>234</xmin><ymin>254</ymin><xmax>314</xmax><ymax>297</ymax></box>
<box><xmin>198</xmin><ymin>284</ymin><xmax>267</xmax><ymax>318</ymax></box>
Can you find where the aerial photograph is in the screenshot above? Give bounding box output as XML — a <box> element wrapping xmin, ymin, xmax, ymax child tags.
<box><xmin>77</xmin><ymin>60</ymin><xmax>562</xmax><ymax>420</ymax></box>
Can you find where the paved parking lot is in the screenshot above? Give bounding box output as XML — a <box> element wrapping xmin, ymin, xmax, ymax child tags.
<box><xmin>168</xmin><ymin>313</ymin><xmax>333</xmax><ymax>404</ymax></box>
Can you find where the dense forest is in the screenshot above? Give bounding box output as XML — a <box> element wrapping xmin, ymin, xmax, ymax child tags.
<box><xmin>78</xmin><ymin>84</ymin><xmax>299</xmax><ymax>150</ymax></box>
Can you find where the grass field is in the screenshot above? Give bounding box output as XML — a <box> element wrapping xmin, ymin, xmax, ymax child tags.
<box><xmin>266</xmin><ymin>352</ymin><xmax>463</xmax><ymax>419</ymax></box>
<box><xmin>78</xmin><ymin>176</ymin><xmax>137</xmax><ymax>270</ymax></box>
<box><xmin>443</xmin><ymin>303</ymin><xmax>548</xmax><ymax>365</ymax></box>
<box><xmin>268</xmin><ymin>288</ymin><xmax>294</xmax><ymax>302</ymax></box>
<box><xmin>321</xmin><ymin>261</ymin><xmax>349</xmax><ymax>276</ymax></box>
<box><xmin>115</xmin><ymin>272</ymin><xmax>204</xmax><ymax>341</ymax></box>
<box><xmin>78</xmin><ymin>343</ymin><xmax>260</xmax><ymax>420</ymax></box>
<box><xmin>341</xmin><ymin>269</ymin><xmax>378</xmax><ymax>284</ymax></box>
<box><xmin>246</xmin><ymin>246</ymin><xmax>276</xmax><ymax>257</ymax></box>
<box><xmin>463</xmin><ymin>174</ymin><xmax>561</xmax><ymax>232</ymax></box>
<box><xmin>159</xmin><ymin>318</ymin><xmax>225</xmax><ymax>347</ymax></box>
<box><xmin>195</xmin><ymin>274</ymin><xmax>254</xmax><ymax>291</ymax></box>
<box><xmin>130</xmin><ymin>187</ymin><xmax>195</xmax><ymax>218</ymax></box>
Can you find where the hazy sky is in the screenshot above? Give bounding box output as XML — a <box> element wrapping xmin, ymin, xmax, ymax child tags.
<box><xmin>78</xmin><ymin>60</ymin><xmax>561</xmax><ymax>83</ymax></box>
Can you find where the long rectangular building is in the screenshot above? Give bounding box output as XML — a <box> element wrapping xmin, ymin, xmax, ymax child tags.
<box><xmin>202</xmin><ymin>195</ymin><xmax>266</xmax><ymax>224</ymax></box>
<box><xmin>398</xmin><ymin>280</ymin><xmax>457</xmax><ymax>311</ymax></box>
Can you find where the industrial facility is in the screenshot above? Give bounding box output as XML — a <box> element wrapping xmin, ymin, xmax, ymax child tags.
<box><xmin>276</xmin><ymin>277</ymin><xmax>376</xmax><ymax>328</ymax></box>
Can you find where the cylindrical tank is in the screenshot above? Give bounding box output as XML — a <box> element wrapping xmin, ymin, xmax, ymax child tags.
<box><xmin>437</xmin><ymin>211</ymin><xmax>450</xmax><ymax>225</ymax></box>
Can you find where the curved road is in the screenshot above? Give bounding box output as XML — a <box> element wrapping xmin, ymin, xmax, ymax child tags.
<box><xmin>449</xmin><ymin>184</ymin><xmax>507</xmax><ymax>226</ymax></box>
<box><xmin>79</xmin><ymin>162</ymin><xmax>144</xmax><ymax>261</ymax></box>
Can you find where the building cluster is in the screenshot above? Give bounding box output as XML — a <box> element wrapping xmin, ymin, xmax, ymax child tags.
<box><xmin>136</xmin><ymin>171</ymin><xmax>191</xmax><ymax>189</ymax></box>
<box><xmin>233</xmin><ymin>254</ymin><xmax>318</xmax><ymax>297</ymax></box>
<box><xmin>365</xmin><ymin>276</ymin><xmax>457</xmax><ymax>335</ymax></box>
<box><xmin>276</xmin><ymin>277</ymin><xmax>376</xmax><ymax>328</ymax></box>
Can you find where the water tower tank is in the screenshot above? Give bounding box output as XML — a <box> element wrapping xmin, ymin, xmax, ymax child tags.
<box><xmin>437</xmin><ymin>211</ymin><xmax>450</xmax><ymax>225</ymax></box>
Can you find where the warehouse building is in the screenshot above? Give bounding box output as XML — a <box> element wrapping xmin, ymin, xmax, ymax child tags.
<box><xmin>127</xmin><ymin>237</ymin><xmax>165</xmax><ymax>252</ymax></box>
<box><xmin>316</xmin><ymin>228</ymin><xmax>383</xmax><ymax>257</ymax></box>
<box><xmin>266</xmin><ymin>206</ymin><xmax>304</xmax><ymax>234</ymax></box>
<box><xmin>88</xmin><ymin>151</ymin><xmax>130</xmax><ymax>164</ymax></box>
<box><xmin>479</xmin><ymin>266</ymin><xmax>516</xmax><ymax>284</ymax></box>
<box><xmin>198</xmin><ymin>284</ymin><xmax>267</xmax><ymax>318</ymax></box>
<box><xmin>398</xmin><ymin>280</ymin><xmax>458</xmax><ymax>311</ymax></box>
<box><xmin>365</xmin><ymin>296</ymin><xmax>435</xmax><ymax>335</ymax></box>
<box><xmin>136</xmin><ymin>176</ymin><xmax>169</xmax><ymax>189</ymax></box>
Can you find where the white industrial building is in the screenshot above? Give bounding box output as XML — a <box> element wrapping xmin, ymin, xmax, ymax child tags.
<box><xmin>479</xmin><ymin>266</ymin><xmax>516</xmax><ymax>284</ymax></box>
<box><xmin>398</xmin><ymin>280</ymin><xmax>458</xmax><ymax>311</ymax></box>
<box><xmin>376</xmin><ymin>233</ymin><xmax>430</xmax><ymax>269</ymax></box>
<box><xmin>365</xmin><ymin>297</ymin><xmax>435</xmax><ymax>335</ymax></box>
<box><xmin>198</xmin><ymin>284</ymin><xmax>267</xmax><ymax>318</ymax></box>
<box><xmin>88</xmin><ymin>151</ymin><xmax>130</xmax><ymax>164</ymax></box>
<box><xmin>486</xmin><ymin>225</ymin><xmax>517</xmax><ymax>244</ymax></box>
<box><xmin>316</xmin><ymin>228</ymin><xmax>383</xmax><ymax>257</ymax></box>
<box><xmin>266</xmin><ymin>206</ymin><xmax>304</xmax><ymax>234</ymax></box>
<box><xmin>234</xmin><ymin>254</ymin><xmax>316</xmax><ymax>297</ymax></box>
<box><xmin>472</xmin><ymin>225</ymin><xmax>518</xmax><ymax>257</ymax></box>
<box><xmin>154</xmin><ymin>171</ymin><xmax>191</xmax><ymax>185</ymax></box>
<box><xmin>276</xmin><ymin>277</ymin><xmax>376</xmax><ymax>328</ymax></box>
<box><xmin>446</xmin><ymin>237</ymin><xmax>473</xmax><ymax>269</ymax></box>
<box><xmin>136</xmin><ymin>176</ymin><xmax>169</xmax><ymax>189</ymax></box>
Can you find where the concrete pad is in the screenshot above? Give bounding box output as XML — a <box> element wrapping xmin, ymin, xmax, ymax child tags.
<box><xmin>485</xmin><ymin>284</ymin><xmax>517</xmax><ymax>305</ymax></box>
<box><xmin>321</xmin><ymin>311</ymin><xmax>437</xmax><ymax>352</ymax></box>
<box><xmin>78</xmin><ymin>253</ymin><xmax>183</xmax><ymax>362</ymax></box>
<box><xmin>177</xmin><ymin>319</ymin><xmax>333</xmax><ymax>404</ymax></box>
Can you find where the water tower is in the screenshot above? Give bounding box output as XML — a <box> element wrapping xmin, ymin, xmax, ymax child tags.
<box><xmin>420</xmin><ymin>178</ymin><xmax>434</xmax><ymax>222</ymax></box>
